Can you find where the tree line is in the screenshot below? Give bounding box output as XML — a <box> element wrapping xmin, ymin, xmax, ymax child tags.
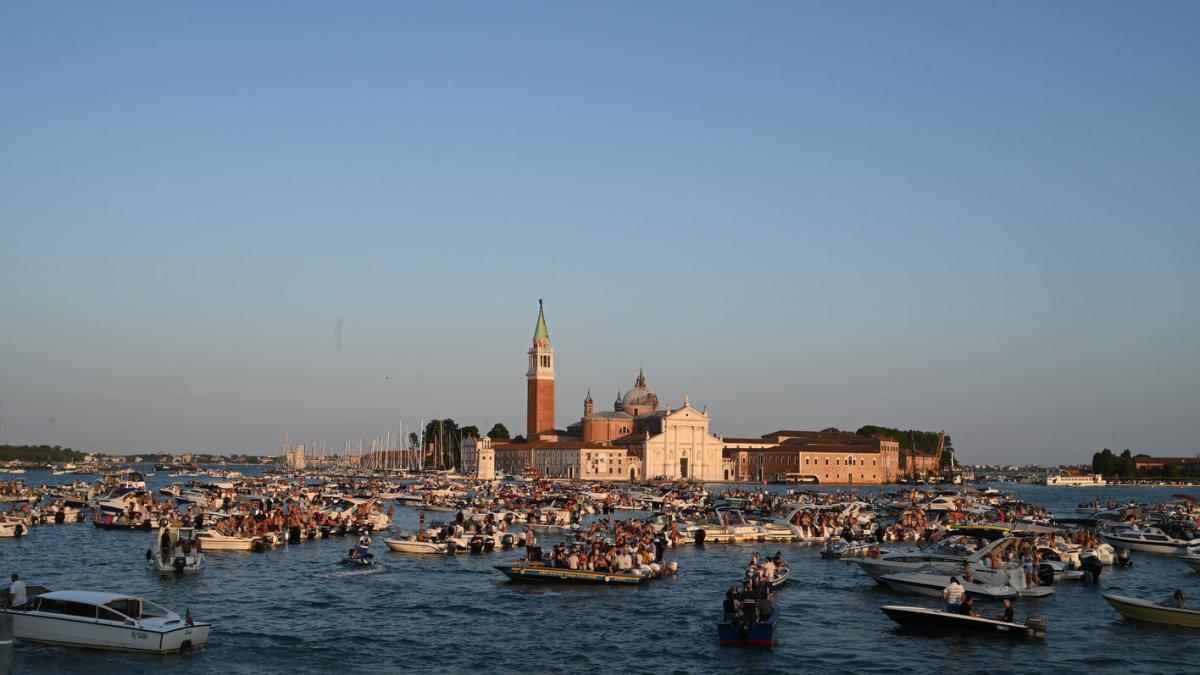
<box><xmin>0</xmin><ymin>445</ymin><xmax>87</xmax><ymax>462</ymax></box>
<box><xmin>1092</xmin><ymin>448</ymin><xmax>1199</xmax><ymax>477</ymax></box>
<box><xmin>855</xmin><ymin>426</ymin><xmax>956</xmax><ymax>469</ymax></box>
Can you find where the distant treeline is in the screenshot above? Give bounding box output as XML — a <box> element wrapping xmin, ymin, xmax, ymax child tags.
<box><xmin>1092</xmin><ymin>448</ymin><xmax>1200</xmax><ymax>478</ymax></box>
<box><xmin>0</xmin><ymin>445</ymin><xmax>86</xmax><ymax>462</ymax></box>
<box><xmin>856</xmin><ymin>426</ymin><xmax>955</xmax><ymax>468</ymax></box>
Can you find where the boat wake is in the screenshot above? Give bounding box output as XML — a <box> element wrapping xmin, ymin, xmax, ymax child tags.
<box><xmin>321</xmin><ymin>566</ymin><xmax>387</xmax><ymax>578</ymax></box>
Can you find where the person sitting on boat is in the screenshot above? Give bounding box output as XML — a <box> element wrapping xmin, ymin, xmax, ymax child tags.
<box><xmin>942</xmin><ymin>576</ymin><xmax>965</xmax><ymax>613</ymax></box>
<box><xmin>1161</xmin><ymin>589</ymin><xmax>1186</xmax><ymax>609</ymax></box>
<box><xmin>958</xmin><ymin>596</ymin><xmax>979</xmax><ymax>617</ymax></box>
<box><xmin>1000</xmin><ymin>598</ymin><xmax>1014</xmax><ymax>623</ymax></box>
<box><xmin>723</xmin><ymin>586</ymin><xmax>741</xmax><ymax>622</ymax></box>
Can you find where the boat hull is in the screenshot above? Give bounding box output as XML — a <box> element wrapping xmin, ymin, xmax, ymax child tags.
<box><xmin>384</xmin><ymin>538</ymin><xmax>447</xmax><ymax>554</ymax></box>
<box><xmin>1103</xmin><ymin>594</ymin><xmax>1200</xmax><ymax>629</ymax></box>
<box><xmin>717</xmin><ymin>610</ymin><xmax>779</xmax><ymax>647</ymax></box>
<box><xmin>881</xmin><ymin>605</ymin><xmax>1044</xmax><ymax>638</ymax></box>
<box><xmin>494</xmin><ymin>564</ymin><xmax>646</xmax><ymax>584</ymax></box>
<box><xmin>4</xmin><ymin>612</ymin><xmax>210</xmax><ymax>653</ymax></box>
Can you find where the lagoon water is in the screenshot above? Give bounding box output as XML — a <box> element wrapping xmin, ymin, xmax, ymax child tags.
<box><xmin>6</xmin><ymin>470</ymin><xmax>1199</xmax><ymax>674</ymax></box>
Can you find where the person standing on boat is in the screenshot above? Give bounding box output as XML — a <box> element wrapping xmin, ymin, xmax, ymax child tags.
<box><xmin>942</xmin><ymin>576</ymin><xmax>964</xmax><ymax>613</ymax></box>
<box><xmin>9</xmin><ymin>573</ymin><xmax>27</xmax><ymax>609</ymax></box>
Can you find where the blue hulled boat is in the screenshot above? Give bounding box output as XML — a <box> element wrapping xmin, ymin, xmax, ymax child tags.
<box><xmin>717</xmin><ymin>608</ymin><xmax>779</xmax><ymax>647</ymax></box>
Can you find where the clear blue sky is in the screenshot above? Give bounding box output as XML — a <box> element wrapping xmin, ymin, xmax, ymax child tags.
<box><xmin>2</xmin><ymin>2</ymin><xmax>1197</xmax><ymax>463</ymax></box>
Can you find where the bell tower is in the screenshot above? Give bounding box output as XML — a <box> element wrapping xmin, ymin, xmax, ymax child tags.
<box><xmin>526</xmin><ymin>299</ymin><xmax>555</xmax><ymax>439</ymax></box>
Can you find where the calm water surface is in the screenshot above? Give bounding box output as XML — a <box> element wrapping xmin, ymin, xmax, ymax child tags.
<box><xmin>6</xmin><ymin>470</ymin><xmax>1199</xmax><ymax>674</ymax></box>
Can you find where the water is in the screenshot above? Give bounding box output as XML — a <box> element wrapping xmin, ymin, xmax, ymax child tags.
<box><xmin>6</xmin><ymin>470</ymin><xmax>1200</xmax><ymax>674</ymax></box>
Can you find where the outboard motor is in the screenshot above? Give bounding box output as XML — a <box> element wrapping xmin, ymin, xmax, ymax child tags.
<box><xmin>500</xmin><ymin>534</ymin><xmax>515</xmax><ymax>550</ymax></box>
<box><xmin>469</xmin><ymin>536</ymin><xmax>485</xmax><ymax>554</ymax></box>
<box><xmin>13</xmin><ymin>524</ymin><xmax>22</xmax><ymax>537</ymax></box>
<box><xmin>483</xmin><ymin>537</ymin><xmax>496</xmax><ymax>552</ymax></box>
<box><xmin>1079</xmin><ymin>555</ymin><xmax>1103</xmax><ymax>584</ymax></box>
<box><xmin>529</xmin><ymin>545</ymin><xmax>543</xmax><ymax>562</ymax></box>
<box><xmin>289</xmin><ymin>525</ymin><xmax>302</xmax><ymax>544</ymax></box>
<box><xmin>694</xmin><ymin>529</ymin><xmax>706</xmax><ymax>547</ymax></box>
<box><xmin>1115</xmin><ymin>548</ymin><xmax>1134</xmax><ymax>569</ymax></box>
<box><xmin>54</xmin><ymin>511</ymin><xmax>65</xmax><ymax>524</ymax></box>
<box><xmin>445</xmin><ymin>540</ymin><xmax>459</xmax><ymax>556</ymax></box>
<box><xmin>173</xmin><ymin>556</ymin><xmax>187</xmax><ymax>573</ymax></box>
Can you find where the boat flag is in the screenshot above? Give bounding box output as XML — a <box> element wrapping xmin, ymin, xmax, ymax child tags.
<box><xmin>185</xmin><ymin>608</ymin><xmax>194</xmax><ymax>626</ymax></box>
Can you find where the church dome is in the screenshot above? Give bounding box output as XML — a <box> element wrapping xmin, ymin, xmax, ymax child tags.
<box><xmin>620</xmin><ymin>369</ymin><xmax>659</xmax><ymax>412</ymax></box>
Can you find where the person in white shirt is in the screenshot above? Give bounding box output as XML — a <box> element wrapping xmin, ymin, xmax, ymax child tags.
<box><xmin>9</xmin><ymin>573</ymin><xmax>27</xmax><ymax>609</ymax></box>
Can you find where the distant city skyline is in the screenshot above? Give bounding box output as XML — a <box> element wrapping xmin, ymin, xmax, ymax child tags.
<box><xmin>1</xmin><ymin>2</ymin><xmax>1197</xmax><ymax>464</ymax></box>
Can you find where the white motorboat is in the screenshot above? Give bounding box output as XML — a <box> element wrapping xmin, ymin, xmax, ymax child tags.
<box><xmin>852</xmin><ymin>528</ymin><xmax>1010</xmax><ymax>580</ymax></box>
<box><xmin>1</xmin><ymin>590</ymin><xmax>211</xmax><ymax>653</ymax></box>
<box><xmin>0</xmin><ymin>516</ymin><xmax>29</xmax><ymax>538</ymax></box>
<box><xmin>384</xmin><ymin>535</ymin><xmax>448</xmax><ymax>554</ymax></box>
<box><xmin>1103</xmin><ymin>593</ymin><xmax>1200</xmax><ymax>629</ymax></box>
<box><xmin>1101</xmin><ymin>526</ymin><xmax>1199</xmax><ymax>554</ymax></box>
<box><xmin>148</xmin><ymin>525</ymin><xmax>205</xmax><ymax>573</ymax></box>
<box><xmin>878</xmin><ymin>563</ymin><xmax>1055</xmax><ymax>600</ymax></box>
<box><xmin>687</xmin><ymin>508</ymin><xmax>767</xmax><ymax>543</ymax></box>
<box><xmin>1180</xmin><ymin>551</ymin><xmax>1200</xmax><ymax>573</ymax></box>
<box><xmin>195</xmin><ymin>529</ymin><xmax>260</xmax><ymax>552</ymax></box>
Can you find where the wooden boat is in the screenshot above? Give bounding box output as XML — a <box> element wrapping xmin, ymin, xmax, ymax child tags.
<box><xmin>717</xmin><ymin>607</ymin><xmax>779</xmax><ymax>647</ymax></box>
<box><xmin>881</xmin><ymin>605</ymin><xmax>1046</xmax><ymax>637</ymax></box>
<box><xmin>1103</xmin><ymin>593</ymin><xmax>1200</xmax><ymax>629</ymax></box>
<box><xmin>494</xmin><ymin>563</ymin><xmax>660</xmax><ymax>585</ymax></box>
<box><xmin>0</xmin><ymin>589</ymin><xmax>211</xmax><ymax>653</ymax></box>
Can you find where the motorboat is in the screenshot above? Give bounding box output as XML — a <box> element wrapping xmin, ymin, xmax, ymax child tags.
<box><xmin>494</xmin><ymin>561</ymin><xmax>677</xmax><ymax>585</ymax></box>
<box><xmin>148</xmin><ymin>525</ymin><xmax>204</xmax><ymax>573</ymax></box>
<box><xmin>717</xmin><ymin>606</ymin><xmax>779</xmax><ymax>647</ymax></box>
<box><xmin>384</xmin><ymin>535</ymin><xmax>448</xmax><ymax>555</ymax></box>
<box><xmin>687</xmin><ymin>508</ymin><xmax>767</xmax><ymax>543</ymax></box>
<box><xmin>0</xmin><ymin>589</ymin><xmax>211</xmax><ymax>653</ymax></box>
<box><xmin>878</xmin><ymin>562</ymin><xmax>1055</xmax><ymax>600</ymax></box>
<box><xmin>852</xmin><ymin>528</ymin><xmax>1010</xmax><ymax>579</ymax></box>
<box><xmin>194</xmin><ymin>529</ymin><xmax>260</xmax><ymax>552</ymax></box>
<box><xmin>0</xmin><ymin>516</ymin><xmax>29</xmax><ymax>538</ymax></box>
<box><xmin>1103</xmin><ymin>593</ymin><xmax>1200</xmax><ymax>629</ymax></box>
<box><xmin>1180</xmin><ymin>551</ymin><xmax>1200</xmax><ymax>573</ymax></box>
<box><xmin>1101</xmin><ymin>526</ymin><xmax>1200</xmax><ymax>554</ymax></box>
<box><xmin>881</xmin><ymin>605</ymin><xmax>1046</xmax><ymax>638</ymax></box>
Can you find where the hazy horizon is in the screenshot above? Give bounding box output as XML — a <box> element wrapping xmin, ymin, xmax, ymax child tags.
<box><xmin>2</xmin><ymin>2</ymin><xmax>1197</xmax><ymax>464</ymax></box>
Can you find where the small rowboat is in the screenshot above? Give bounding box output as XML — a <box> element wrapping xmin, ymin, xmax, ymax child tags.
<box><xmin>1103</xmin><ymin>594</ymin><xmax>1200</xmax><ymax>629</ymax></box>
<box><xmin>494</xmin><ymin>564</ymin><xmax>650</xmax><ymax>585</ymax></box>
<box><xmin>881</xmin><ymin>605</ymin><xmax>1046</xmax><ymax>638</ymax></box>
<box><xmin>717</xmin><ymin>608</ymin><xmax>779</xmax><ymax>647</ymax></box>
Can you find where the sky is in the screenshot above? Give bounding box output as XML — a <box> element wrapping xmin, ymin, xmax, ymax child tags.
<box><xmin>1</xmin><ymin>2</ymin><xmax>1197</xmax><ymax>464</ymax></box>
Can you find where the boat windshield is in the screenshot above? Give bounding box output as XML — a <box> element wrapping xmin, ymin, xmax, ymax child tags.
<box><xmin>922</xmin><ymin>535</ymin><xmax>984</xmax><ymax>557</ymax></box>
<box><xmin>105</xmin><ymin>598</ymin><xmax>142</xmax><ymax>619</ymax></box>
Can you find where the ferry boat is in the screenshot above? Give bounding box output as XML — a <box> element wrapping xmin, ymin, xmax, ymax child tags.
<box><xmin>1044</xmin><ymin>474</ymin><xmax>1106</xmax><ymax>487</ymax></box>
<box><xmin>0</xmin><ymin>590</ymin><xmax>211</xmax><ymax>653</ymax></box>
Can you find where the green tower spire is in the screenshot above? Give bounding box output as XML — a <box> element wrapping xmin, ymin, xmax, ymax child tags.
<box><xmin>533</xmin><ymin>299</ymin><xmax>549</xmax><ymax>340</ymax></box>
